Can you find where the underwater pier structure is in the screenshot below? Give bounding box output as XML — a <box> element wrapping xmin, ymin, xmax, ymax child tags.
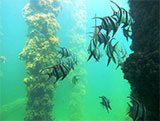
<box><xmin>122</xmin><ymin>0</ymin><xmax>159</xmax><ymax>120</ymax></box>
<box><xmin>19</xmin><ymin>0</ymin><xmax>62</xmax><ymax>121</ymax></box>
<box><xmin>68</xmin><ymin>0</ymin><xmax>87</xmax><ymax>120</ymax></box>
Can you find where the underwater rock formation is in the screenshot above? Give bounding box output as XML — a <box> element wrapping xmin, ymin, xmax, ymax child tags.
<box><xmin>122</xmin><ymin>0</ymin><xmax>159</xmax><ymax>120</ymax></box>
<box><xmin>19</xmin><ymin>0</ymin><xmax>62</xmax><ymax>121</ymax></box>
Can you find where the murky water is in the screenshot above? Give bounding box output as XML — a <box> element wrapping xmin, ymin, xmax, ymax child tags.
<box><xmin>0</xmin><ymin>0</ymin><xmax>132</xmax><ymax>120</ymax></box>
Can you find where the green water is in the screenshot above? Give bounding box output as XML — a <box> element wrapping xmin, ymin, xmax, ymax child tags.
<box><xmin>0</xmin><ymin>0</ymin><xmax>132</xmax><ymax>120</ymax></box>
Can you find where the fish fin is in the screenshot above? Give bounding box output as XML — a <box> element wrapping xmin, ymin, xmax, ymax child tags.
<box><xmin>111</xmin><ymin>6</ymin><xmax>116</xmax><ymax>16</ymax></box>
<box><xmin>54</xmin><ymin>78</ymin><xmax>59</xmax><ymax>84</ymax></box>
<box><xmin>111</xmin><ymin>54</ymin><xmax>116</xmax><ymax>64</ymax></box>
<box><xmin>86</xmin><ymin>32</ymin><xmax>94</xmax><ymax>34</ymax></box>
<box><xmin>92</xmin><ymin>16</ymin><xmax>103</xmax><ymax>20</ymax></box>
<box><xmin>61</xmin><ymin>74</ymin><xmax>67</xmax><ymax>80</ymax></box>
<box><xmin>103</xmin><ymin>42</ymin><xmax>107</xmax><ymax>50</ymax></box>
<box><xmin>127</xmin><ymin>102</ymin><xmax>132</xmax><ymax>108</ymax></box>
<box><xmin>107</xmin><ymin>57</ymin><xmax>111</xmax><ymax>66</ymax></box>
<box><xmin>89</xmin><ymin>35</ymin><xmax>93</xmax><ymax>39</ymax></box>
<box><xmin>128</xmin><ymin>96</ymin><xmax>140</xmax><ymax>105</ymax></box>
<box><xmin>113</xmin><ymin>41</ymin><xmax>119</xmax><ymax>55</ymax></box>
<box><xmin>110</xmin><ymin>0</ymin><xmax>122</xmax><ymax>24</ymax></box>
<box><xmin>108</xmin><ymin>105</ymin><xmax>112</xmax><ymax>110</ymax></box>
<box><xmin>115</xmin><ymin>64</ymin><xmax>120</xmax><ymax>70</ymax></box>
<box><xmin>92</xmin><ymin>26</ymin><xmax>100</xmax><ymax>29</ymax></box>
<box><xmin>87</xmin><ymin>53</ymin><xmax>93</xmax><ymax>61</ymax></box>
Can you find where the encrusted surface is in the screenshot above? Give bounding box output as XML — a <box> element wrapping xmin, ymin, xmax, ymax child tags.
<box><xmin>19</xmin><ymin>0</ymin><xmax>62</xmax><ymax>121</ymax></box>
<box><xmin>122</xmin><ymin>0</ymin><xmax>159</xmax><ymax>120</ymax></box>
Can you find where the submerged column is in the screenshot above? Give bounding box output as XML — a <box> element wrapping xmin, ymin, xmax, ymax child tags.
<box><xmin>19</xmin><ymin>0</ymin><xmax>61</xmax><ymax>121</ymax></box>
<box><xmin>68</xmin><ymin>0</ymin><xmax>87</xmax><ymax>120</ymax></box>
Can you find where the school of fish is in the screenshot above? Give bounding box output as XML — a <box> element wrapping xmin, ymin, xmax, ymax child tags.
<box><xmin>87</xmin><ymin>0</ymin><xmax>134</xmax><ymax>68</ymax></box>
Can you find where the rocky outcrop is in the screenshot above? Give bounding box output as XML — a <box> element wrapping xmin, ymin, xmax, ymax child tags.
<box><xmin>122</xmin><ymin>0</ymin><xmax>159</xmax><ymax>120</ymax></box>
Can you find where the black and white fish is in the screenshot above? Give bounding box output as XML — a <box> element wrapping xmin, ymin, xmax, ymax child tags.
<box><xmin>96</xmin><ymin>32</ymin><xmax>110</xmax><ymax>49</ymax></box>
<box><xmin>93</xmin><ymin>16</ymin><xmax>119</xmax><ymax>37</ymax></box>
<box><xmin>40</xmin><ymin>64</ymin><xmax>71</xmax><ymax>84</ymax></box>
<box><xmin>123</xmin><ymin>26</ymin><xmax>132</xmax><ymax>41</ymax></box>
<box><xmin>71</xmin><ymin>54</ymin><xmax>78</xmax><ymax>65</ymax></box>
<box><xmin>57</xmin><ymin>46</ymin><xmax>73</xmax><ymax>58</ymax></box>
<box><xmin>110</xmin><ymin>0</ymin><xmax>134</xmax><ymax>28</ymax></box>
<box><xmin>106</xmin><ymin>38</ymin><xmax>118</xmax><ymax>66</ymax></box>
<box><xmin>115</xmin><ymin>47</ymin><xmax>127</xmax><ymax>69</ymax></box>
<box><xmin>127</xmin><ymin>96</ymin><xmax>146</xmax><ymax>121</ymax></box>
<box><xmin>99</xmin><ymin>96</ymin><xmax>112</xmax><ymax>112</ymax></box>
<box><xmin>65</xmin><ymin>57</ymin><xmax>76</xmax><ymax>70</ymax></box>
<box><xmin>87</xmin><ymin>41</ymin><xmax>103</xmax><ymax>62</ymax></box>
<box><xmin>58</xmin><ymin>56</ymin><xmax>77</xmax><ymax>70</ymax></box>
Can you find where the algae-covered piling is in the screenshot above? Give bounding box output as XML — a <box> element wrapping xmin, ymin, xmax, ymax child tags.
<box><xmin>19</xmin><ymin>0</ymin><xmax>62</xmax><ymax>120</ymax></box>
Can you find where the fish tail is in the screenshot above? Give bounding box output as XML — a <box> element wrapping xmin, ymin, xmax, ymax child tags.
<box><xmin>92</xmin><ymin>16</ymin><xmax>103</xmax><ymax>20</ymax></box>
<box><xmin>113</xmin><ymin>41</ymin><xmax>119</xmax><ymax>55</ymax></box>
<box><xmin>115</xmin><ymin>64</ymin><xmax>120</xmax><ymax>70</ymax></box>
<box><xmin>107</xmin><ymin>57</ymin><xmax>111</xmax><ymax>66</ymax></box>
<box><xmin>87</xmin><ymin>52</ymin><xmax>93</xmax><ymax>61</ymax></box>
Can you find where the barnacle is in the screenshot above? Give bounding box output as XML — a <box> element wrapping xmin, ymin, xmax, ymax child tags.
<box><xmin>26</xmin><ymin>63</ymin><xmax>33</xmax><ymax>69</ymax></box>
<box><xmin>24</xmin><ymin>78</ymin><xmax>29</xmax><ymax>84</ymax></box>
<box><xmin>49</xmin><ymin>36</ymin><xmax>58</xmax><ymax>43</ymax></box>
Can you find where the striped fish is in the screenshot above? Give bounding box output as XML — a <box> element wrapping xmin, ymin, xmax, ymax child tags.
<box><xmin>99</xmin><ymin>96</ymin><xmax>112</xmax><ymax>112</ymax></box>
<box><xmin>93</xmin><ymin>16</ymin><xmax>119</xmax><ymax>37</ymax></box>
<box><xmin>87</xmin><ymin>37</ymin><xmax>103</xmax><ymax>62</ymax></box>
<box><xmin>106</xmin><ymin>38</ymin><xmax>119</xmax><ymax>66</ymax></box>
<box><xmin>94</xmin><ymin>32</ymin><xmax>110</xmax><ymax>49</ymax></box>
<box><xmin>123</xmin><ymin>26</ymin><xmax>132</xmax><ymax>41</ymax></box>
<box><xmin>111</xmin><ymin>1</ymin><xmax>134</xmax><ymax>28</ymax></box>
<box><xmin>57</xmin><ymin>46</ymin><xmax>72</xmax><ymax>58</ymax></box>
<box><xmin>115</xmin><ymin>47</ymin><xmax>127</xmax><ymax>69</ymax></box>
<box><xmin>127</xmin><ymin>96</ymin><xmax>146</xmax><ymax>121</ymax></box>
<box><xmin>110</xmin><ymin>0</ymin><xmax>122</xmax><ymax>24</ymax></box>
<box><xmin>58</xmin><ymin>55</ymin><xmax>78</xmax><ymax>70</ymax></box>
<box><xmin>40</xmin><ymin>64</ymin><xmax>71</xmax><ymax>84</ymax></box>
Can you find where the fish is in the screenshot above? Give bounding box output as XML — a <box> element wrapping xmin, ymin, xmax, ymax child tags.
<box><xmin>106</xmin><ymin>38</ymin><xmax>119</xmax><ymax>66</ymax></box>
<box><xmin>0</xmin><ymin>56</ymin><xmax>6</xmax><ymax>63</ymax></box>
<box><xmin>110</xmin><ymin>0</ymin><xmax>122</xmax><ymax>24</ymax></box>
<box><xmin>107</xmin><ymin>16</ymin><xmax>119</xmax><ymax>37</ymax></box>
<box><xmin>88</xmin><ymin>14</ymin><xmax>100</xmax><ymax>47</ymax></box>
<box><xmin>115</xmin><ymin>47</ymin><xmax>127</xmax><ymax>69</ymax></box>
<box><xmin>58</xmin><ymin>55</ymin><xmax>78</xmax><ymax>70</ymax></box>
<box><xmin>40</xmin><ymin>64</ymin><xmax>71</xmax><ymax>84</ymax></box>
<box><xmin>65</xmin><ymin>57</ymin><xmax>76</xmax><ymax>70</ymax></box>
<box><xmin>87</xmin><ymin>42</ymin><xmax>103</xmax><ymax>62</ymax></box>
<box><xmin>96</xmin><ymin>32</ymin><xmax>110</xmax><ymax>49</ymax></box>
<box><xmin>127</xmin><ymin>96</ymin><xmax>146</xmax><ymax>121</ymax></box>
<box><xmin>72</xmin><ymin>75</ymin><xmax>79</xmax><ymax>85</ymax></box>
<box><xmin>123</xmin><ymin>26</ymin><xmax>132</xmax><ymax>41</ymax></box>
<box><xmin>71</xmin><ymin>54</ymin><xmax>78</xmax><ymax>65</ymax></box>
<box><xmin>111</xmin><ymin>1</ymin><xmax>134</xmax><ymax>28</ymax></box>
<box><xmin>93</xmin><ymin>17</ymin><xmax>110</xmax><ymax>37</ymax></box>
<box><xmin>93</xmin><ymin>16</ymin><xmax>119</xmax><ymax>37</ymax></box>
<box><xmin>56</xmin><ymin>46</ymin><xmax>72</xmax><ymax>58</ymax></box>
<box><xmin>99</xmin><ymin>96</ymin><xmax>112</xmax><ymax>112</ymax></box>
